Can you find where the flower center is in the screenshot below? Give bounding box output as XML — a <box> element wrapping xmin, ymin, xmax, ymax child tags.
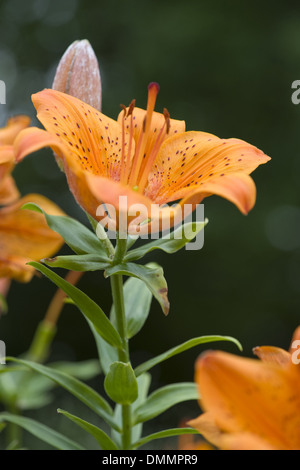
<box><xmin>119</xmin><ymin>82</ymin><xmax>170</xmax><ymax>193</ymax></box>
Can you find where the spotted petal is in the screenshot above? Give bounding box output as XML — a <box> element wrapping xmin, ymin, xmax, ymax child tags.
<box><xmin>146</xmin><ymin>130</ymin><xmax>270</xmax><ymax>212</ymax></box>
<box><xmin>32</xmin><ymin>89</ymin><xmax>133</xmax><ymax>180</ymax></box>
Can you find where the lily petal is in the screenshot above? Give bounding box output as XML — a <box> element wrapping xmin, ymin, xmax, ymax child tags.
<box><xmin>0</xmin><ymin>116</ymin><xmax>31</xmax><ymax>146</ymax></box>
<box><xmin>0</xmin><ymin>194</ymin><xmax>65</xmax><ymax>282</ymax></box>
<box><xmin>148</xmin><ymin>130</ymin><xmax>270</xmax><ymax>206</ymax></box>
<box><xmin>0</xmin><ymin>145</ymin><xmax>15</xmax><ymax>180</ymax></box>
<box><xmin>188</xmin><ymin>412</ymin><xmax>275</xmax><ymax>450</ymax></box>
<box><xmin>195</xmin><ymin>350</ymin><xmax>300</xmax><ymax>450</ymax></box>
<box><xmin>253</xmin><ymin>346</ymin><xmax>291</xmax><ymax>367</ymax></box>
<box><xmin>0</xmin><ymin>176</ymin><xmax>20</xmax><ymax>205</ymax></box>
<box><xmin>32</xmin><ymin>89</ymin><xmax>132</xmax><ymax>179</ymax></box>
<box><xmin>177</xmin><ymin>173</ymin><xmax>257</xmax><ymax>215</ymax></box>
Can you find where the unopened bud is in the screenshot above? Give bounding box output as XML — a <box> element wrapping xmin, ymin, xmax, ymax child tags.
<box><xmin>52</xmin><ymin>39</ymin><xmax>102</xmax><ymax>111</ymax></box>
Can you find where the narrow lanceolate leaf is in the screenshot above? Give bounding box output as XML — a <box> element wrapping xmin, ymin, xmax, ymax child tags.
<box><xmin>125</xmin><ymin>221</ymin><xmax>208</xmax><ymax>262</ymax></box>
<box><xmin>29</xmin><ymin>262</ymin><xmax>122</xmax><ymax>349</ymax></box>
<box><xmin>105</xmin><ymin>262</ymin><xmax>169</xmax><ymax>315</ymax></box>
<box><xmin>0</xmin><ymin>413</ymin><xmax>83</xmax><ymax>450</ymax></box>
<box><xmin>43</xmin><ymin>254</ymin><xmax>110</xmax><ymax>272</ymax></box>
<box><xmin>6</xmin><ymin>357</ymin><xmax>118</xmax><ymax>430</ymax></box>
<box><xmin>135</xmin><ymin>335</ymin><xmax>243</xmax><ymax>377</ymax></box>
<box><xmin>132</xmin><ymin>428</ymin><xmax>200</xmax><ymax>450</ymax></box>
<box><xmin>22</xmin><ymin>203</ymin><xmax>108</xmax><ymax>257</ymax></box>
<box><xmin>110</xmin><ymin>277</ymin><xmax>152</xmax><ymax>339</ymax></box>
<box><xmin>133</xmin><ymin>383</ymin><xmax>199</xmax><ymax>424</ymax></box>
<box><xmin>50</xmin><ymin>359</ymin><xmax>101</xmax><ymax>380</ymax></box>
<box><xmin>58</xmin><ymin>409</ymin><xmax>119</xmax><ymax>450</ymax></box>
<box><xmin>104</xmin><ymin>362</ymin><xmax>138</xmax><ymax>405</ymax></box>
<box><xmin>87</xmin><ymin>321</ymin><xmax>118</xmax><ymax>376</ymax></box>
<box><xmin>131</xmin><ymin>373</ymin><xmax>152</xmax><ymax>444</ymax></box>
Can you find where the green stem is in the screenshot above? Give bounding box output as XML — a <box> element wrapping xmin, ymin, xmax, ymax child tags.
<box><xmin>110</xmin><ymin>235</ymin><xmax>132</xmax><ymax>450</ymax></box>
<box><xmin>6</xmin><ymin>403</ymin><xmax>21</xmax><ymax>449</ymax></box>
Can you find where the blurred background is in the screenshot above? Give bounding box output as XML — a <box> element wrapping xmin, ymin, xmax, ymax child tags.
<box><xmin>0</xmin><ymin>0</ymin><xmax>300</xmax><ymax>449</ymax></box>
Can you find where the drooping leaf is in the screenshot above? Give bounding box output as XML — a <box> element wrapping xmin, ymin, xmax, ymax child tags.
<box><xmin>6</xmin><ymin>357</ymin><xmax>118</xmax><ymax>430</ymax></box>
<box><xmin>135</xmin><ymin>335</ymin><xmax>242</xmax><ymax>376</ymax></box>
<box><xmin>133</xmin><ymin>383</ymin><xmax>199</xmax><ymax>424</ymax></box>
<box><xmin>125</xmin><ymin>221</ymin><xmax>207</xmax><ymax>262</ymax></box>
<box><xmin>58</xmin><ymin>409</ymin><xmax>119</xmax><ymax>450</ymax></box>
<box><xmin>105</xmin><ymin>262</ymin><xmax>169</xmax><ymax>315</ymax></box>
<box><xmin>29</xmin><ymin>262</ymin><xmax>122</xmax><ymax>349</ymax></box>
<box><xmin>22</xmin><ymin>203</ymin><xmax>108</xmax><ymax>257</ymax></box>
<box><xmin>104</xmin><ymin>362</ymin><xmax>138</xmax><ymax>405</ymax></box>
<box><xmin>43</xmin><ymin>254</ymin><xmax>110</xmax><ymax>272</ymax></box>
<box><xmin>0</xmin><ymin>413</ymin><xmax>83</xmax><ymax>450</ymax></box>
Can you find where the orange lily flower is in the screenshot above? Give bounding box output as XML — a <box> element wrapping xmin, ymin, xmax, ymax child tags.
<box><xmin>0</xmin><ymin>117</ymin><xmax>65</xmax><ymax>283</ymax></box>
<box><xmin>14</xmin><ymin>84</ymin><xmax>270</xmax><ymax>234</ymax></box>
<box><xmin>0</xmin><ymin>194</ymin><xmax>65</xmax><ymax>283</ymax></box>
<box><xmin>189</xmin><ymin>327</ymin><xmax>300</xmax><ymax>450</ymax></box>
<box><xmin>0</xmin><ymin>115</ymin><xmax>31</xmax><ymax>205</ymax></box>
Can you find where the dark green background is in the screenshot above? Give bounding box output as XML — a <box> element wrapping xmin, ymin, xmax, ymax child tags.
<box><xmin>0</xmin><ymin>0</ymin><xmax>300</xmax><ymax>448</ymax></box>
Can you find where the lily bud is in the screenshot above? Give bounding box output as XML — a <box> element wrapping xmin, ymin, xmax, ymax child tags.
<box><xmin>52</xmin><ymin>39</ymin><xmax>102</xmax><ymax>111</ymax></box>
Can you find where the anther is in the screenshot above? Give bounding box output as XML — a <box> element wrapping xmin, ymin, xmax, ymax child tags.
<box><xmin>127</xmin><ymin>99</ymin><xmax>136</xmax><ymax>117</ymax></box>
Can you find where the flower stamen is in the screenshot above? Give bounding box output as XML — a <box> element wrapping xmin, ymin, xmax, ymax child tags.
<box><xmin>128</xmin><ymin>82</ymin><xmax>159</xmax><ymax>186</ymax></box>
<box><xmin>138</xmin><ymin>108</ymin><xmax>170</xmax><ymax>192</ymax></box>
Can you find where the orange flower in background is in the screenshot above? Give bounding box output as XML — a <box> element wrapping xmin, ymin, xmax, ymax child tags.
<box><xmin>0</xmin><ymin>117</ymin><xmax>65</xmax><ymax>284</ymax></box>
<box><xmin>0</xmin><ymin>194</ymin><xmax>65</xmax><ymax>283</ymax></box>
<box><xmin>15</xmin><ymin>84</ymin><xmax>270</xmax><ymax>233</ymax></box>
<box><xmin>189</xmin><ymin>327</ymin><xmax>300</xmax><ymax>450</ymax></box>
<box><xmin>0</xmin><ymin>115</ymin><xmax>31</xmax><ymax>205</ymax></box>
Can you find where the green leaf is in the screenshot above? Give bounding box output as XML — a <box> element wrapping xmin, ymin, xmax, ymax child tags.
<box><xmin>6</xmin><ymin>357</ymin><xmax>118</xmax><ymax>430</ymax></box>
<box><xmin>43</xmin><ymin>254</ymin><xmax>110</xmax><ymax>272</ymax></box>
<box><xmin>13</xmin><ymin>359</ymin><xmax>101</xmax><ymax>410</ymax></box>
<box><xmin>87</xmin><ymin>321</ymin><xmax>118</xmax><ymax>376</ymax></box>
<box><xmin>58</xmin><ymin>409</ymin><xmax>119</xmax><ymax>450</ymax></box>
<box><xmin>133</xmin><ymin>383</ymin><xmax>199</xmax><ymax>424</ymax></box>
<box><xmin>135</xmin><ymin>335</ymin><xmax>242</xmax><ymax>377</ymax></box>
<box><xmin>110</xmin><ymin>277</ymin><xmax>152</xmax><ymax>339</ymax></box>
<box><xmin>132</xmin><ymin>428</ymin><xmax>199</xmax><ymax>450</ymax></box>
<box><xmin>105</xmin><ymin>262</ymin><xmax>169</xmax><ymax>315</ymax></box>
<box><xmin>50</xmin><ymin>359</ymin><xmax>101</xmax><ymax>380</ymax></box>
<box><xmin>22</xmin><ymin>203</ymin><xmax>107</xmax><ymax>257</ymax></box>
<box><xmin>0</xmin><ymin>413</ymin><xmax>83</xmax><ymax>450</ymax></box>
<box><xmin>29</xmin><ymin>262</ymin><xmax>122</xmax><ymax>349</ymax></box>
<box><xmin>104</xmin><ymin>362</ymin><xmax>138</xmax><ymax>405</ymax></box>
<box><xmin>0</xmin><ymin>422</ymin><xmax>6</xmax><ymax>433</ymax></box>
<box><xmin>131</xmin><ymin>373</ymin><xmax>152</xmax><ymax>444</ymax></box>
<box><xmin>125</xmin><ymin>221</ymin><xmax>207</xmax><ymax>262</ymax></box>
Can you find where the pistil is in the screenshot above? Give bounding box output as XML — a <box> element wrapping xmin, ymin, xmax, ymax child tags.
<box><xmin>128</xmin><ymin>82</ymin><xmax>159</xmax><ymax>186</ymax></box>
